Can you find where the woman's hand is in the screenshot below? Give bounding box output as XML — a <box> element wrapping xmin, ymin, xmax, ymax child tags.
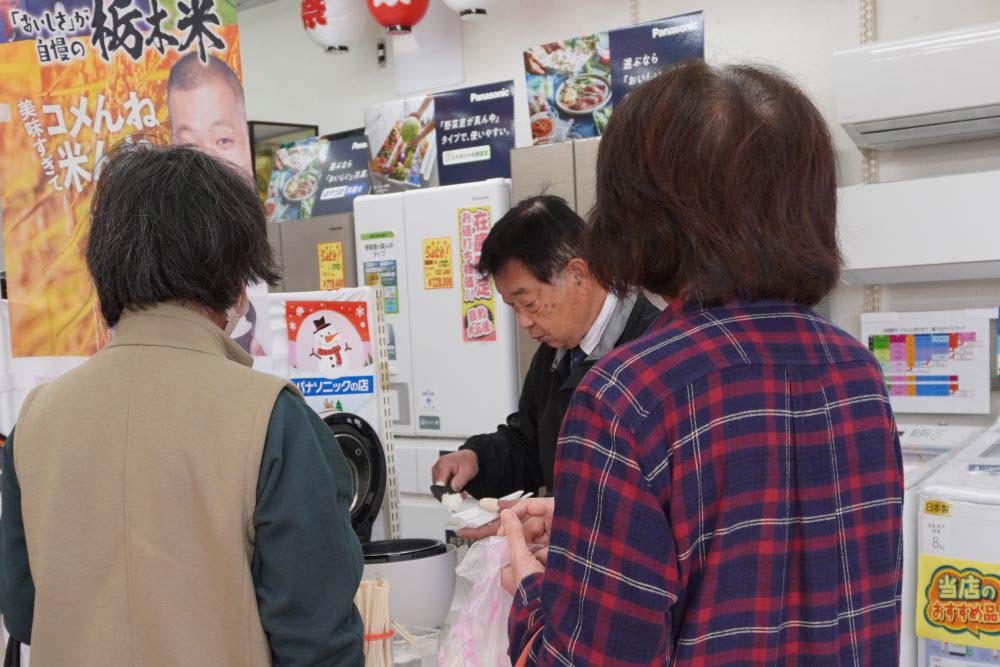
<box><xmin>499</xmin><ymin>499</ymin><xmax>554</xmax><ymax>595</ymax></box>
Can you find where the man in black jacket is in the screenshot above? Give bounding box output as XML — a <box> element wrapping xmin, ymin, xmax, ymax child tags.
<box><xmin>431</xmin><ymin>195</ymin><xmax>660</xmax><ymax>511</ymax></box>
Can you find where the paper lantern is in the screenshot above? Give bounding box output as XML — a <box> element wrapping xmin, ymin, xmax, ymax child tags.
<box><xmin>366</xmin><ymin>0</ymin><xmax>429</xmax><ymax>35</ymax></box>
<box><xmin>301</xmin><ymin>0</ymin><xmax>367</xmax><ymax>53</ymax></box>
<box><xmin>441</xmin><ymin>0</ymin><xmax>491</xmax><ymax>20</ymax></box>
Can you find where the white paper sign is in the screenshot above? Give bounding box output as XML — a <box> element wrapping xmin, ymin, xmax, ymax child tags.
<box><xmin>860</xmin><ymin>309</ymin><xmax>994</xmax><ymax>415</ymax></box>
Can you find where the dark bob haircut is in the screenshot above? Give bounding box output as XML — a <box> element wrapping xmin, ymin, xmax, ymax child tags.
<box><xmin>476</xmin><ymin>194</ymin><xmax>584</xmax><ymax>283</ymax></box>
<box><xmin>588</xmin><ymin>60</ymin><xmax>840</xmax><ymax>307</ymax></box>
<box><xmin>86</xmin><ymin>142</ymin><xmax>279</xmax><ymax>328</ymax></box>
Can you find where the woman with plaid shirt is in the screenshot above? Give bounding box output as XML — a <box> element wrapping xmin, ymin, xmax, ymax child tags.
<box><xmin>501</xmin><ymin>61</ymin><xmax>903</xmax><ymax>666</ymax></box>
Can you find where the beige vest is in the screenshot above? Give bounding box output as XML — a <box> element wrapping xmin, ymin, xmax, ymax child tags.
<box><xmin>15</xmin><ymin>304</ymin><xmax>291</xmax><ymax>667</ymax></box>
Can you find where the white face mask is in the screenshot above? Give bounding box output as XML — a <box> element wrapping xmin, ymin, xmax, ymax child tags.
<box><xmin>224</xmin><ymin>293</ymin><xmax>248</xmax><ymax>336</ymax></box>
<box><xmin>224</xmin><ymin>308</ymin><xmax>241</xmax><ymax>336</ymax></box>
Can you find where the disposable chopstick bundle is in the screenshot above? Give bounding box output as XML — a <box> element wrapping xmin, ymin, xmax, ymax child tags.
<box><xmin>355</xmin><ymin>579</ymin><xmax>393</xmax><ymax>667</ymax></box>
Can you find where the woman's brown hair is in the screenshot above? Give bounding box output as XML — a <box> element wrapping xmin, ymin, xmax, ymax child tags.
<box><xmin>588</xmin><ymin>60</ymin><xmax>840</xmax><ymax>307</ymax></box>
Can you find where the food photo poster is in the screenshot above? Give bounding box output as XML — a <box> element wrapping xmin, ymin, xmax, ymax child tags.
<box><xmin>524</xmin><ymin>12</ymin><xmax>704</xmax><ymax>145</ymax></box>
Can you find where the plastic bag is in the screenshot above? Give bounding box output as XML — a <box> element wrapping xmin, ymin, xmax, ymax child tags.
<box><xmin>438</xmin><ymin>537</ymin><xmax>514</xmax><ymax>667</ymax></box>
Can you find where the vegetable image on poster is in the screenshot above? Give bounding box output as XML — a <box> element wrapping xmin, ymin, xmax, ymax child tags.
<box><xmin>0</xmin><ymin>0</ymin><xmax>247</xmax><ymax>356</ymax></box>
<box><xmin>423</xmin><ymin>237</ymin><xmax>453</xmax><ymax>290</ymax></box>
<box><xmin>458</xmin><ymin>206</ymin><xmax>496</xmax><ymax>342</ymax></box>
<box><xmin>317</xmin><ymin>241</ymin><xmax>346</xmax><ymax>290</ymax></box>
<box><xmin>285</xmin><ymin>300</ymin><xmax>373</xmax><ymax>378</ymax></box>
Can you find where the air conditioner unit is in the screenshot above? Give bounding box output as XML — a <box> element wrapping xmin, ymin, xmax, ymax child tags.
<box><xmin>833</xmin><ymin>22</ymin><xmax>1000</xmax><ymax>151</ymax></box>
<box><xmin>838</xmin><ymin>169</ymin><xmax>1000</xmax><ymax>285</ymax></box>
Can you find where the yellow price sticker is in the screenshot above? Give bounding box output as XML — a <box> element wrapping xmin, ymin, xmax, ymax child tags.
<box><xmin>423</xmin><ymin>237</ymin><xmax>453</xmax><ymax>290</ymax></box>
<box><xmin>924</xmin><ymin>500</ymin><xmax>950</xmax><ymax>516</ymax></box>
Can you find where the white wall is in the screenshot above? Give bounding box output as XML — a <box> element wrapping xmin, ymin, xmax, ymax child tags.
<box><xmin>238</xmin><ymin>0</ymin><xmax>1000</xmax><ymax>424</ymax></box>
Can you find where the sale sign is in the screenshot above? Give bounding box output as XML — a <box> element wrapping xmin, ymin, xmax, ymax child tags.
<box><xmin>457</xmin><ymin>206</ymin><xmax>496</xmax><ymax>343</ymax></box>
<box><xmin>422</xmin><ymin>237</ymin><xmax>453</xmax><ymax>290</ymax></box>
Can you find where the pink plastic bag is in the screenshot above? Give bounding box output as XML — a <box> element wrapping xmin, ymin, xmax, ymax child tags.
<box><xmin>438</xmin><ymin>537</ymin><xmax>514</xmax><ymax>667</ymax></box>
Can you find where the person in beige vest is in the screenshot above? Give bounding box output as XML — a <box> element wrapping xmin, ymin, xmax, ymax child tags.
<box><xmin>0</xmin><ymin>144</ymin><xmax>364</xmax><ymax>666</ymax></box>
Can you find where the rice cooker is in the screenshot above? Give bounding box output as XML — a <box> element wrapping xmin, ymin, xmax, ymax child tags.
<box><xmin>323</xmin><ymin>414</ymin><xmax>457</xmax><ymax>628</ymax></box>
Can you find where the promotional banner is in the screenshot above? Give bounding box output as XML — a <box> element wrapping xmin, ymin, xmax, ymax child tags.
<box><xmin>458</xmin><ymin>205</ymin><xmax>496</xmax><ymax>343</ymax></box>
<box><xmin>364</xmin><ymin>80</ymin><xmax>515</xmax><ymax>194</ymax></box>
<box><xmin>0</xmin><ymin>0</ymin><xmax>245</xmax><ymax>356</ymax></box>
<box><xmin>524</xmin><ymin>12</ymin><xmax>704</xmax><ymax>145</ymax></box>
<box><xmin>422</xmin><ymin>237</ymin><xmax>453</xmax><ymax>290</ymax></box>
<box><xmin>434</xmin><ymin>81</ymin><xmax>515</xmax><ymax>187</ymax></box>
<box><xmin>264</xmin><ymin>132</ymin><xmax>370</xmax><ymax>222</ymax></box>
<box><xmin>265</xmin><ymin>136</ymin><xmax>328</xmax><ymax>222</ymax></box>
<box><xmin>917</xmin><ymin>554</ymin><xmax>1000</xmax><ymax>649</ymax></box>
<box><xmin>312</xmin><ymin>132</ymin><xmax>370</xmax><ymax>216</ymax></box>
<box><xmin>365</xmin><ymin>94</ymin><xmax>437</xmax><ymax>194</ymax></box>
<box><xmin>265</xmin><ymin>291</ymin><xmax>379</xmax><ymax>419</ymax></box>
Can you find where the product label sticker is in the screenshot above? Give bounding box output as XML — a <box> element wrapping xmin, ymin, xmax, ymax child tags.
<box><xmin>317</xmin><ymin>241</ymin><xmax>346</xmax><ymax>290</ymax></box>
<box><xmin>925</xmin><ymin>499</ymin><xmax>951</xmax><ymax>516</ymax></box>
<box><xmin>364</xmin><ymin>260</ymin><xmax>399</xmax><ymax>314</ymax></box>
<box><xmin>917</xmin><ymin>555</ymin><xmax>1000</xmax><ymax>649</ymax></box>
<box><xmin>419</xmin><ymin>415</ymin><xmax>441</xmax><ymax>431</ymax></box>
<box><xmin>420</xmin><ymin>389</ymin><xmax>437</xmax><ymax>413</ymax></box>
<box><xmin>423</xmin><ymin>237</ymin><xmax>453</xmax><ymax>290</ymax></box>
<box><xmin>359</xmin><ymin>231</ymin><xmax>400</xmax><ymax>314</ymax></box>
<box><xmin>458</xmin><ymin>206</ymin><xmax>497</xmax><ymax>342</ymax></box>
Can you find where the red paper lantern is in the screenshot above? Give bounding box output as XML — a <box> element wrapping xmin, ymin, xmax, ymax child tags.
<box><xmin>366</xmin><ymin>0</ymin><xmax>429</xmax><ymax>35</ymax></box>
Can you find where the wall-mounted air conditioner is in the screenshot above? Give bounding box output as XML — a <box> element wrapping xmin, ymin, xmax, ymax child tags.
<box><xmin>838</xmin><ymin>169</ymin><xmax>1000</xmax><ymax>285</ymax></box>
<box><xmin>833</xmin><ymin>22</ymin><xmax>1000</xmax><ymax>151</ymax></box>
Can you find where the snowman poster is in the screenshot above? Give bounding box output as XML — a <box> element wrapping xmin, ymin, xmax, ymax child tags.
<box><xmin>282</xmin><ymin>298</ymin><xmax>379</xmax><ymax>417</ymax></box>
<box><xmin>286</xmin><ymin>300</ymin><xmax>374</xmax><ymax>376</ymax></box>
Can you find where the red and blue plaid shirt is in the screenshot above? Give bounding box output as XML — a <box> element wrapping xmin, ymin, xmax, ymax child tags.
<box><xmin>509</xmin><ymin>300</ymin><xmax>903</xmax><ymax>666</ymax></box>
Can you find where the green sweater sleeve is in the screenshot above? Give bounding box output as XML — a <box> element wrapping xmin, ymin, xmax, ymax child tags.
<box><xmin>252</xmin><ymin>390</ymin><xmax>364</xmax><ymax>667</ymax></box>
<box><xmin>0</xmin><ymin>429</ymin><xmax>34</xmax><ymax>644</ymax></box>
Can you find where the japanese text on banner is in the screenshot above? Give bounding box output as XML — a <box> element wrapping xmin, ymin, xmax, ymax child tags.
<box><xmin>0</xmin><ymin>0</ymin><xmax>244</xmax><ymax>357</ymax></box>
<box><xmin>458</xmin><ymin>206</ymin><xmax>496</xmax><ymax>342</ymax></box>
<box><xmin>917</xmin><ymin>555</ymin><xmax>1000</xmax><ymax>649</ymax></box>
<box><xmin>317</xmin><ymin>241</ymin><xmax>345</xmax><ymax>290</ymax></box>
<box><xmin>423</xmin><ymin>237</ymin><xmax>453</xmax><ymax>290</ymax></box>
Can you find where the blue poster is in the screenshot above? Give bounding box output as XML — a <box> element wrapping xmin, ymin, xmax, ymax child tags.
<box><xmin>609</xmin><ymin>13</ymin><xmax>705</xmax><ymax>104</ymax></box>
<box><xmin>434</xmin><ymin>80</ymin><xmax>515</xmax><ymax>186</ymax></box>
<box><xmin>264</xmin><ymin>132</ymin><xmax>371</xmax><ymax>221</ymax></box>
<box><xmin>524</xmin><ymin>12</ymin><xmax>704</xmax><ymax>145</ymax></box>
<box><xmin>312</xmin><ymin>133</ymin><xmax>372</xmax><ymax>216</ymax></box>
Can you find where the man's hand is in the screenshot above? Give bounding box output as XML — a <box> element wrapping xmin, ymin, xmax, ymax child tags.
<box><xmin>431</xmin><ymin>449</ymin><xmax>479</xmax><ymax>492</ymax></box>
<box><xmin>500</xmin><ymin>508</ymin><xmax>546</xmax><ymax>595</ymax></box>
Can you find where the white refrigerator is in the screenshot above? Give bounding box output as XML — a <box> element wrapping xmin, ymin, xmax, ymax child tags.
<box><xmin>354</xmin><ymin>180</ymin><xmax>520</xmax><ymax>539</ymax></box>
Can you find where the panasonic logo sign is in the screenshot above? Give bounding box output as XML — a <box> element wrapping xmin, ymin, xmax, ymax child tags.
<box><xmin>470</xmin><ymin>88</ymin><xmax>511</xmax><ymax>103</ymax></box>
<box><xmin>652</xmin><ymin>21</ymin><xmax>698</xmax><ymax>39</ymax></box>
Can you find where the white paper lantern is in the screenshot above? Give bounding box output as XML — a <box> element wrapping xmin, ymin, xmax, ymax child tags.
<box><xmin>302</xmin><ymin>0</ymin><xmax>368</xmax><ymax>53</ymax></box>
<box><xmin>441</xmin><ymin>0</ymin><xmax>492</xmax><ymax>20</ymax></box>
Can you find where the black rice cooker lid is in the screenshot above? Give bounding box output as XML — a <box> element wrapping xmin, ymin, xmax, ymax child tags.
<box><xmin>323</xmin><ymin>413</ymin><xmax>385</xmax><ymax>543</ymax></box>
<box><xmin>363</xmin><ymin>538</ymin><xmax>447</xmax><ymax>564</ymax></box>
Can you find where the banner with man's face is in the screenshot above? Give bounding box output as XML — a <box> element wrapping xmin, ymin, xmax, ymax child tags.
<box><xmin>0</xmin><ymin>0</ymin><xmax>247</xmax><ymax>356</ymax></box>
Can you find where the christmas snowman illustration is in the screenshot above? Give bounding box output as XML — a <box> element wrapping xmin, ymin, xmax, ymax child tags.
<box><xmin>310</xmin><ymin>316</ymin><xmax>352</xmax><ymax>377</ymax></box>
